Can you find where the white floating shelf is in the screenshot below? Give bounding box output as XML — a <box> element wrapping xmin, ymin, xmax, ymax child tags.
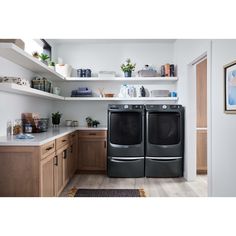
<box><xmin>65</xmin><ymin>77</ymin><xmax>178</xmax><ymax>82</ymax></box>
<box><xmin>0</xmin><ymin>43</ymin><xmax>64</xmax><ymax>81</ymax></box>
<box><xmin>65</xmin><ymin>97</ymin><xmax>178</xmax><ymax>101</ymax></box>
<box><xmin>0</xmin><ymin>83</ymin><xmax>64</xmax><ymax>100</ymax></box>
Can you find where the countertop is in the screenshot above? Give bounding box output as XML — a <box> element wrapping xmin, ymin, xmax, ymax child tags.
<box><xmin>0</xmin><ymin>126</ymin><xmax>107</xmax><ymax>146</ymax></box>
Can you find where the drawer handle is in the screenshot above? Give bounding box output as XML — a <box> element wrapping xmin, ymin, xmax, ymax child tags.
<box><xmin>46</xmin><ymin>146</ymin><xmax>53</xmax><ymax>151</ymax></box>
<box><xmin>54</xmin><ymin>156</ymin><xmax>58</xmax><ymax>166</ymax></box>
<box><xmin>89</xmin><ymin>133</ymin><xmax>96</xmax><ymax>135</ymax></box>
<box><xmin>62</xmin><ymin>139</ymin><xmax>67</xmax><ymax>142</ymax></box>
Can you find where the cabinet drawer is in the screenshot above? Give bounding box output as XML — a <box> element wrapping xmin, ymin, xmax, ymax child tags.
<box><xmin>78</xmin><ymin>130</ymin><xmax>107</xmax><ymax>139</ymax></box>
<box><xmin>69</xmin><ymin>131</ymin><xmax>77</xmax><ymax>144</ymax></box>
<box><xmin>40</xmin><ymin>141</ymin><xmax>55</xmax><ymax>160</ymax></box>
<box><xmin>56</xmin><ymin>135</ymin><xmax>69</xmax><ymax>149</ymax></box>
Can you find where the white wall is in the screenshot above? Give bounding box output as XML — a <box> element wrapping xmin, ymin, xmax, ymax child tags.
<box><xmin>173</xmin><ymin>40</ymin><xmax>212</xmax><ymax>185</ymax></box>
<box><xmin>52</xmin><ymin>41</ymin><xmax>176</xmax><ymax>126</ymax></box>
<box><xmin>211</xmin><ymin>40</ymin><xmax>236</xmax><ymax>196</ymax></box>
<box><xmin>53</xmin><ymin>42</ymin><xmax>174</xmax><ymax>76</ymax></box>
<box><xmin>0</xmin><ymin>56</ymin><xmax>53</xmax><ymax>136</ymax></box>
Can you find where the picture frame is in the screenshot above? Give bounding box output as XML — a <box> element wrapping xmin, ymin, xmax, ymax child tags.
<box><xmin>224</xmin><ymin>60</ymin><xmax>236</xmax><ymax>113</ymax></box>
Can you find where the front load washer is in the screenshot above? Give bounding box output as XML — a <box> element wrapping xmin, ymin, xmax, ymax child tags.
<box><xmin>107</xmin><ymin>104</ymin><xmax>145</xmax><ymax>177</ymax></box>
<box><xmin>145</xmin><ymin>104</ymin><xmax>184</xmax><ymax>177</ymax></box>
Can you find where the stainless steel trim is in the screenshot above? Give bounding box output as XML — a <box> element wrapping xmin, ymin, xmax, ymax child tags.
<box><xmin>109</xmin><ymin>156</ymin><xmax>144</xmax><ymax>161</ymax></box>
<box><xmin>146</xmin><ymin>156</ymin><xmax>183</xmax><ymax>160</ymax></box>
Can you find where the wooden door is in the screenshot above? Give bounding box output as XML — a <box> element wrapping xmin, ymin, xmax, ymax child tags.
<box><xmin>197</xmin><ymin>130</ymin><xmax>207</xmax><ymax>174</ymax></box>
<box><xmin>196</xmin><ymin>58</ymin><xmax>207</xmax><ymax>174</ymax></box>
<box><xmin>40</xmin><ymin>153</ymin><xmax>54</xmax><ymax>197</ymax></box>
<box><xmin>78</xmin><ymin>138</ymin><xmax>107</xmax><ymax>171</ymax></box>
<box><xmin>54</xmin><ymin>150</ymin><xmax>64</xmax><ymax>197</ymax></box>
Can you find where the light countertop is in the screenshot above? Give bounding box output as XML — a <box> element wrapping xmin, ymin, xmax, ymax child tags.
<box><xmin>0</xmin><ymin>126</ymin><xmax>107</xmax><ymax>146</ymax></box>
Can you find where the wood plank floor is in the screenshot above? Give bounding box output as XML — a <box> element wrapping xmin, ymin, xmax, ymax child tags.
<box><xmin>60</xmin><ymin>174</ymin><xmax>208</xmax><ymax>197</ymax></box>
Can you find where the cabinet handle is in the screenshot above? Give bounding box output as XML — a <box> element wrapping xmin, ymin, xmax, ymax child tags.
<box><xmin>46</xmin><ymin>146</ymin><xmax>53</xmax><ymax>151</ymax></box>
<box><xmin>63</xmin><ymin>150</ymin><xmax>67</xmax><ymax>159</ymax></box>
<box><xmin>89</xmin><ymin>133</ymin><xmax>96</xmax><ymax>135</ymax></box>
<box><xmin>62</xmin><ymin>139</ymin><xmax>67</xmax><ymax>142</ymax></box>
<box><xmin>71</xmin><ymin>145</ymin><xmax>73</xmax><ymax>153</ymax></box>
<box><xmin>104</xmin><ymin>141</ymin><xmax>106</xmax><ymax>148</ymax></box>
<box><xmin>54</xmin><ymin>156</ymin><xmax>58</xmax><ymax>166</ymax></box>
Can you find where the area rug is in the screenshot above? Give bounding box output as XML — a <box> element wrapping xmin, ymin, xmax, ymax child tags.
<box><xmin>68</xmin><ymin>187</ymin><xmax>146</xmax><ymax>197</ymax></box>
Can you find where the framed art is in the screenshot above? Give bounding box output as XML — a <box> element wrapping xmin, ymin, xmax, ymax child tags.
<box><xmin>224</xmin><ymin>60</ymin><xmax>236</xmax><ymax>113</ymax></box>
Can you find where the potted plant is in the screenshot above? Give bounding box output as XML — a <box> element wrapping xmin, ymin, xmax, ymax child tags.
<box><xmin>32</xmin><ymin>51</ymin><xmax>39</xmax><ymax>59</ymax></box>
<box><xmin>121</xmin><ymin>58</ymin><xmax>136</xmax><ymax>77</ymax></box>
<box><xmin>85</xmin><ymin>117</ymin><xmax>93</xmax><ymax>127</ymax></box>
<box><xmin>92</xmin><ymin>120</ymin><xmax>100</xmax><ymax>128</ymax></box>
<box><xmin>52</xmin><ymin>112</ymin><xmax>62</xmax><ymax>126</ymax></box>
<box><xmin>39</xmin><ymin>53</ymin><xmax>50</xmax><ymax>65</ymax></box>
<box><xmin>48</xmin><ymin>61</ymin><xmax>55</xmax><ymax>70</ymax></box>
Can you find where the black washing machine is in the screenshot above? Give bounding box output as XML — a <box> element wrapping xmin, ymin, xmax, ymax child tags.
<box><xmin>145</xmin><ymin>104</ymin><xmax>184</xmax><ymax>177</ymax></box>
<box><xmin>107</xmin><ymin>104</ymin><xmax>145</xmax><ymax>177</ymax></box>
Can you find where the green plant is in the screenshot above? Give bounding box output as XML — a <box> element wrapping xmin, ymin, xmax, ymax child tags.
<box><xmin>121</xmin><ymin>58</ymin><xmax>136</xmax><ymax>72</ymax></box>
<box><xmin>86</xmin><ymin>116</ymin><xmax>93</xmax><ymax>124</ymax></box>
<box><xmin>39</xmin><ymin>53</ymin><xmax>50</xmax><ymax>61</ymax></box>
<box><xmin>92</xmin><ymin>120</ymin><xmax>100</xmax><ymax>127</ymax></box>
<box><xmin>49</xmin><ymin>61</ymin><xmax>55</xmax><ymax>66</ymax></box>
<box><xmin>52</xmin><ymin>112</ymin><xmax>62</xmax><ymax>119</ymax></box>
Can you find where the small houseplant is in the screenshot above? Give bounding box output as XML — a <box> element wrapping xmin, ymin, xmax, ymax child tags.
<box><xmin>121</xmin><ymin>58</ymin><xmax>136</xmax><ymax>77</ymax></box>
<box><xmin>39</xmin><ymin>53</ymin><xmax>50</xmax><ymax>65</ymax></box>
<box><xmin>52</xmin><ymin>112</ymin><xmax>62</xmax><ymax>126</ymax></box>
<box><xmin>48</xmin><ymin>61</ymin><xmax>55</xmax><ymax>70</ymax></box>
<box><xmin>92</xmin><ymin>120</ymin><xmax>100</xmax><ymax>128</ymax></box>
<box><xmin>32</xmin><ymin>51</ymin><xmax>39</xmax><ymax>59</ymax></box>
<box><xmin>86</xmin><ymin>117</ymin><xmax>93</xmax><ymax>127</ymax></box>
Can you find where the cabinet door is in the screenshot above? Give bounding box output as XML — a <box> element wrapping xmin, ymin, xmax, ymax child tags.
<box><xmin>40</xmin><ymin>153</ymin><xmax>54</xmax><ymax>197</ymax></box>
<box><xmin>63</xmin><ymin>148</ymin><xmax>70</xmax><ymax>185</ymax></box>
<box><xmin>69</xmin><ymin>143</ymin><xmax>76</xmax><ymax>178</ymax></box>
<box><xmin>54</xmin><ymin>151</ymin><xmax>64</xmax><ymax>197</ymax></box>
<box><xmin>78</xmin><ymin>138</ymin><xmax>107</xmax><ymax>171</ymax></box>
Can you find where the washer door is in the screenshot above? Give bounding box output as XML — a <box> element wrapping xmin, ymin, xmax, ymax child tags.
<box><xmin>148</xmin><ymin>112</ymin><xmax>180</xmax><ymax>145</ymax></box>
<box><xmin>110</xmin><ymin>111</ymin><xmax>142</xmax><ymax>145</ymax></box>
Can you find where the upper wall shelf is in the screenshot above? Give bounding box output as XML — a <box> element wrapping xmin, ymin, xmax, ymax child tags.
<box><xmin>65</xmin><ymin>77</ymin><xmax>178</xmax><ymax>82</ymax></box>
<box><xmin>0</xmin><ymin>43</ymin><xmax>64</xmax><ymax>81</ymax></box>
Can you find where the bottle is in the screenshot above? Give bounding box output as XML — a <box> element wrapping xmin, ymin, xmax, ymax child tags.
<box><xmin>6</xmin><ymin>120</ymin><xmax>12</xmax><ymax>136</ymax></box>
<box><xmin>165</xmin><ymin>64</ymin><xmax>170</xmax><ymax>77</ymax></box>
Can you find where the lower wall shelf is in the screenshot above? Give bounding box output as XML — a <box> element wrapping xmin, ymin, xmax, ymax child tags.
<box><xmin>64</xmin><ymin>97</ymin><xmax>178</xmax><ymax>101</ymax></box>
<box><xmin>0</xmin><ymin>83</ymin><xmax>64</xmax><ymax>100</ymax></box>
<box><xmin>0</xmin><ymin>83</ymin><xmax>179</xmax><ymax>102</ymax></box>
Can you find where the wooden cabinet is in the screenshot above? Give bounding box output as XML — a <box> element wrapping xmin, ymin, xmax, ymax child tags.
<box><xmin>78</xmin><ymin>130</ymin><xmax>107</xmax><ymax>173</ymax></box>
<box><xmin>40</xmin><ymin>153</ymin><xmax>55</xmax><ymax>197</ymax></box>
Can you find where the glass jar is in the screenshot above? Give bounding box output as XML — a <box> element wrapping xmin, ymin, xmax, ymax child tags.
<box><xmin>24</xmin><ymin>123</ymin><xmax>32</xmax><ymax>133</ymax></box>
<box><xmin>13</xmin><ymin>119</ymin><xmax>22</xmax><ymax>135</ymax></box>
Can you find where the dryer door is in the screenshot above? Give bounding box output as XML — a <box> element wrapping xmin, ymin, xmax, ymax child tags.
<box><xmin>146</xmin><ymin>111</ymin><xmax>183</xmax><ymax>157</ymax></box>
<box><xmin>148</xmin><ymin>112</ymin><xmax>180</xmax><ymax>145</ymax></box>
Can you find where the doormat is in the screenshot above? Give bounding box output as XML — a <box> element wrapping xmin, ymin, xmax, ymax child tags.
<box><xmin>68</xmin><ymin>187</ymin><xmax>146</xmax><ymax>197</ymax></box>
